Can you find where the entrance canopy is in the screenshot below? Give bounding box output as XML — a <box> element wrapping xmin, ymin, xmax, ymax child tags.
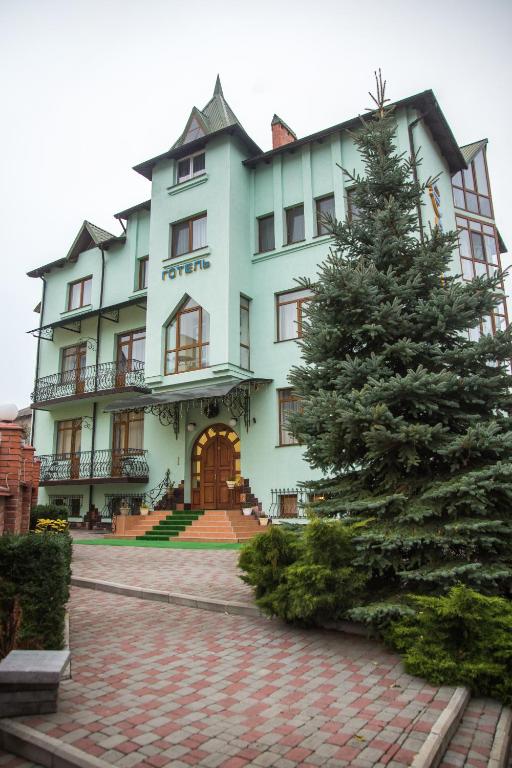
<box><xmin>103</xmin><ymin>377</ymin><xmax>272</xmax><ymax>436</ymax></box>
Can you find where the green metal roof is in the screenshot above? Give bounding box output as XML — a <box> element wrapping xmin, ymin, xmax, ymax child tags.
<box><xmin>459</xmin><ymin>138</ymin><xmax>488</xmax><ymax>165</ymax></box>
<box><xmin>172</xmin><ymin>76</ymin><xmax>244</xmax><ymax>150</ymax></box>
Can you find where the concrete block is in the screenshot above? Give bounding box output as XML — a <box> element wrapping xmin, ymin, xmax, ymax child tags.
<box><xmin>139</xmin><ymin>588</ymin><xmax>170</xmax><ymax>603</ymax></box>
<box><xmin>0</xmin><ymin>650</ymin><xmax>70</xmax><ymax>685</ymax></box>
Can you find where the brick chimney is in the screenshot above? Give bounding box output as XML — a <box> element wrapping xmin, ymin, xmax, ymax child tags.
<box><xmin>271</xmin><ymin>114</ymin><xmax>297</xmax><ymax>149</ymax></box>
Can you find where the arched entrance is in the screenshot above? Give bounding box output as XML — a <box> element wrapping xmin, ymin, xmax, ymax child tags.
<box><xmin>191</xmin><ymin>424</ymin><xmax>241</xmax><ymax>509</ymax></box>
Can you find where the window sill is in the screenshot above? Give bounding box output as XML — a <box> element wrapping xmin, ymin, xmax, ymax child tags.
<box><xmin>167</xmin><ymin>174</ymin><xmax>208</xmax><ymax>196</ymax></box>
<box><xmin>129</xmin><ymin>289</ymin><xmax>147</xmax><ymax>299</ymax></box>
<box><xmin>274</xmin><ymin>338</ymin><xmax>299</xmax><ymax>344</ymax></box>
<box><xmin>163</xmin><ymin>247</ymin><xmax>210</xmax><ymax>264</ymax></box>
<box><xmin>252</xmin><ymin>238</ymin><xmax>327</xmax><ymax>264</ymax></box>
<box><xmin>275</xmin><ymin>443</ymin><xmax>301</xmax><ymax>448</ymax></box>
<box><xmin>284</xmin><ymin>239</ymin><xmax>306</xmax><ymax>247</ymax></box>
<box><xmin>60</xmin><ymin>305</ymin><xmax>92</xmax><ymax>318</ymax></box>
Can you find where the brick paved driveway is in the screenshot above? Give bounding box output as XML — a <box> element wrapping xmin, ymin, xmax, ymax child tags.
<box><xmin>72</xmin><ymin>538</ymin><xmax>252</xmax><ymax>604</ymax></box>
<box><xmin>16</xmin><ymin>587</ymin><xmax>458</xmax><ymax>768</ymax></box>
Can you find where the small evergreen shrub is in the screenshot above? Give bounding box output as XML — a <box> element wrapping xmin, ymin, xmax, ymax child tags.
<box><xmin>30</xmin><ymin>503</ymin><xmax>68</xmax><ymax>530</ymax></box>
<box><xmin>239</xmin><ymin>520</ymin><xmax>366</xmax><ymax>625</ymax></box>
<box><xmin>386</xmin><ymin>586</ymin><xmax>512</xmax><ymax>705</ymax></box>
<box><xmin>0</xmin><ymin>533</ymin><xmax>72</xmax><ymax>658</ymax></box>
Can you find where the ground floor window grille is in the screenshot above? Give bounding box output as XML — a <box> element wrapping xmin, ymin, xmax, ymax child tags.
<box><xmin>103</xmin><ymin>494</ymin><xmax>145</xmax><ymax>519</ymax></box>
<box><xmin>269</xmin><ymin>488</ymin><xmax>313</xmax><ymax>518</ymax></box>
<box><xmin>49</xmin><ymin>495</ymin><xmax>83</xmax><ymax>516</ymax></box>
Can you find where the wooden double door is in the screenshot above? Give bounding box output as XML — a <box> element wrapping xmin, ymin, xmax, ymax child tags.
<box><xmin>191</xmin><ymin>424</ymin><xmax>240</xmax><ymax>509</ymax></box>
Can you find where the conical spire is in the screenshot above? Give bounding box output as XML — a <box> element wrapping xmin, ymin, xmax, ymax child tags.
<box><xmin>213</xmin><ymin>74</ymin><xmax>223</xmax><ymax>97</ymax></box>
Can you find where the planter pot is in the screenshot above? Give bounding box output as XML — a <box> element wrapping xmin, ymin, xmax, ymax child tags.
<box><xmin>226</xmin><ymin>481</ymin><xmax>236</xmax><ymax>490</ymax></box>
<box><xmin>258</xmin><ymin>517</ymin><xmax>269</xmax><ymax>526</ymax></box>
<box><xmin>140</xmin><ymin>507</ymin><xmax>149</xmax><ymax>516</ymax></box>
<box><xmin>242</xmin><ymin>508</ymin><xmax>253</xmax><ymax>516</ymax></box>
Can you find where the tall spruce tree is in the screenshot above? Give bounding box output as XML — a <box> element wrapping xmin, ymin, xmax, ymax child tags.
<box><xmin>289</xmin><ymin>73</ymin><xmax>512</xmax><ymax>614</ymax></box>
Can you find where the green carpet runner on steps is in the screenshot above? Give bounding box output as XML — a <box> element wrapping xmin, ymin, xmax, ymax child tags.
<box><xmin>137</xmin><ymin>510</ymin><xmax>205</xmax><ymax>541</ymax></box>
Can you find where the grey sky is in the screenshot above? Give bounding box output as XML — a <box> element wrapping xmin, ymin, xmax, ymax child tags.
<box><xmin>1</xmin><ymin>0</ymin><xmax>511</xmax><ymax>408</ymax></box>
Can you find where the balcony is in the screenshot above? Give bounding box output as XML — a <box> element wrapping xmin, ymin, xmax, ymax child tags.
<box><xmin>32</xmin><ymin>360</ymin><xmax>149</xmax><ymax>407</ymax></box>
<box><xmin>38</xmin><ymin>449</ymin><xmax>150</xmax><ymax>486</ymax></box>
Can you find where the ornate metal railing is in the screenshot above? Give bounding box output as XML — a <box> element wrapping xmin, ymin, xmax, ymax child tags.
<box><xmin>32</xmin><ymin>360</ymin><xmax>146</xmax><ymax>404</ymax></box>
<box><xmin>268</xmin><ymin>487</ymin><xmax>315</xmax><ymax>519</ymax></box>
<box><xmin>38</xmin><ymin>449</ymin><xmax>149</xmax><ymax>484</ymax></box>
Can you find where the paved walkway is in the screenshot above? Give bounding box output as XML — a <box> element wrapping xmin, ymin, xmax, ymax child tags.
<box><xmin>14</xmin><ymin>586</ymin><xmax>457</xmax><ymax>768</ymax></box>
<box><xmin>72</xmin><ymin>536</ymin><xmax>252</xmax><ymax>604</ymax></box>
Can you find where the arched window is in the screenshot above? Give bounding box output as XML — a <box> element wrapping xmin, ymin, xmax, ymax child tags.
<box><xmin>165</xmin><ymin>298</ymin><xmax>210</xmax><ymax>375</ymax></box>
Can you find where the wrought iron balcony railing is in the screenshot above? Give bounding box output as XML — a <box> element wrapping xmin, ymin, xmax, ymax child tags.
<box><xmin>32</xmin><ymin>360</ymin><xmax>147</xmax><ymax>405</ymax></box>
<box><xmin>38</xmin><ymin>449</ymin><xmax>150</xmax><ymax>485</ymax></box>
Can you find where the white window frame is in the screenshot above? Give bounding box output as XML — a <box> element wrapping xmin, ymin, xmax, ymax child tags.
<box><xmin>177</xmin><ymin>150</ymin><xmax>206</xmax><ymax>184</ymax></box>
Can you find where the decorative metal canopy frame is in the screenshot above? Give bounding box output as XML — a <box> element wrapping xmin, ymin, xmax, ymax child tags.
<box><xmin>119</xmin><ymin>380</ymin><xmax>268</xmax><ymax>438</ymax></box>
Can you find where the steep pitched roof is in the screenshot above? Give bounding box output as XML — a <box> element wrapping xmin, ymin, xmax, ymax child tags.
<box><xmin>172</xmin><ymin>76</ymin><xmax>243</xmax><ymax>150</ymax></box>
<box><xmin>134</xmin><ymin>77</ymin><xmax>262</xmax><ymax>179</ymax></box>
<box><xmin>27</xmin><ymin>220</ymin><xmax>125</xmax><ymax>278</ymax></box>
<box><xmin>459</xmin><ymin>138</ymin><xmax>488</xmax><ymax>165</ymax></box>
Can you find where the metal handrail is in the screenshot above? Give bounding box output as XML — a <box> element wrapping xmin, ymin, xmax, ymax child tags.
<box><xmin>38</xmin><ymin>448</ymin><xmax>149</xmax><ymax>482</ymax></box>
<box><xmin>32</xmin><ymin>360</ymin><xmax>146</xmax><ymax>403</ymax></box>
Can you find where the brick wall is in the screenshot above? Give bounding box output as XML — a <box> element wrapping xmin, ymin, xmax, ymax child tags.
<box><xmin>0</xmin><ymin>422</ymin><xmax>40</xmax><ymax>535</ymax></box>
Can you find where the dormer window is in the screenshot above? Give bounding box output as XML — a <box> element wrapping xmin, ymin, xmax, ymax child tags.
<box><xmin>177</xmin><ymin>151</ymin><xmax>206</xmax><ymax>183</ymax></box>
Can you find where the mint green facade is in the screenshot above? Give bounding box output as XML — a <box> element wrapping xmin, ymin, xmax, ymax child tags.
<box><xmin>28</xmin><ymin>81</ymin><xmax>503</xmax><ymax>520</ymax></box>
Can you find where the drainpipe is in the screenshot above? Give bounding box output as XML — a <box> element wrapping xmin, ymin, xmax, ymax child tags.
<box><xmin>408</xmin><ymin>114</ymin><xmax>425</xmax><ymax>245</ymax></box>
<box><xmin>88</xmin><ymin>247</ymin><xmax>106</xmax><ymax>516</ymax></box>
<box><xmin>31</xmin><ymin>275</ymin><xmax>47</xmax><ymax>446</ymax></box>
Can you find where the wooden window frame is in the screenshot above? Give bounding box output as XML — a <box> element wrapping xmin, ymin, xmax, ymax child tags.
<box><xmin>177</xmin><ymin>150</ymin><xmax>206</xmax><ymax>183</ymax></box>
<box><xmin>117</xmin><ymin>328</ymin><xmax>146</xmax><ymax>367</ymax></box>
<box><xmin>452</xmin><ymin>150</ymin><xmax>494</xmax><ymax>218</ymax></box>
<box><xmin>112</xmin><ymin>409</ymin><xmax>144</xmax><ymax>453</ymax></box>
<box><xmin>56</xmin><ymin>418</ymin><xmax>82</xmax><ymax>455</ymax></box>
<box><xmin>164</xmin><ymin>302</ymin><xmax>210</xmax><ymax>375</ymax></box>
<box><xmin>315</xmin><ymin>194</ymin><xmax>335</xmax><ymax>236</ymax></box>
<box><xmin>137</xmin><ymin>256</ymin><xmax>149</xmax><ymax>290</ymax></box>
<box><xmin>285</xmin><ymin>204</ymin><xmax>305</xmax><ymax>245</ymax></box>
<box><xmin>278</xmin><ymin>388</ymin><xmax>301</xmax><ymax>446</ymax></box>
<box><xmin>240</xmin><ymin>296</ymin><xmax>250</xmax><ymax>370</ymax></box>
<box><xmin>171</xmin><ymin>213</ymin><xmax>207</xmax><ymax>259</ymax></box>
<box><xmin>67</xmin><ymin>276</ymin><xmax>92</xmax><ymax>311</ymax></box>
<box><xmin>456</xmin><ymin>215</ymin><xmax>509</xmax><ymax>337</ymax></box>
<box><xmin>276</xmin><ymin>289</ymin><xmax>312</xmax><ymax>341</ymax></box>
<box><xmin>346</xmin><ymin>188</ymin><xmax>361</xmax><ymax>222</ymax></box>
<box><xmin>257</xmin><ymin>214</ymin><xmax>275</xmax><ymax>253</ymax></box>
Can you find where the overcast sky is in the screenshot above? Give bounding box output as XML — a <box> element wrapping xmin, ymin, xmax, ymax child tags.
<box><xmin>1</xmin><ymin>0</ymin><xmax>511</xmax><ymax>408</ymax></box>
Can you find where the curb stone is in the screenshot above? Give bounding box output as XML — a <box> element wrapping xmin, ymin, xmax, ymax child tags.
<box><xmin>411</xmin><ymin>687</ymin><xmax>470</xmax><ymax>768</ymax></box>
<box><xmin>488</xmin><ymin>706</ymin><xmax>512</xmax><ymax>768</ymax></box>
<box><xmin>0</xmin><ymin>719</ymin><xmax>111</xmax><ymax>768</ymax></box>
<box><xmin>70</xmin><ymin>576</ymin><xmax>368</xmax><ymax>634</ymax></box>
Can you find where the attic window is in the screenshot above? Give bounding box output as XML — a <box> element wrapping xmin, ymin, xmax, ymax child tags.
<box><xmin>184</xmin><ymin>117</ymin><xmax>205</xmax><ymax>144</ymax></box>
<box><xmin>177</xmin><ymin>151</ymin><xmax>205</xmax><ymax>183</ymax></box>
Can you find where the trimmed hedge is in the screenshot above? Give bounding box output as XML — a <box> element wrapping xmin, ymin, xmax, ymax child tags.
<box><xmin>0</xmin><ymin>533</ymin><xmax>72</xmax><ymax>658</ymax></box>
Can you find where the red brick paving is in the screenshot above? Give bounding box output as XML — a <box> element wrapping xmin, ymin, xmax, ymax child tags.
<box><xmin>439</xmin><ymin>697</ymin><xmax>503</xmax><ymax>768</ymax></box>
<box><xmin>72</xmin><ymin>535</ymin><xmax>252</xmax><ymax>604</ymax></box>
<box><xmin>13</xmin><ymin>587</ymin><xmax>457</xmax><ymax>767</ymax></box>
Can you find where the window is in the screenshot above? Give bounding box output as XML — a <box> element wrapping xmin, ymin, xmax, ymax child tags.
<box><xmin>60</xmin><ymin>343</ymin><xmax>87</xmax><ymax>391</ymax></box>
<box><xmin>67</xmin><ymin>276</ymin><xmax>92</xmax><ymax>311</ymax></box>
<box><xmin>177</xmin><ymin>151</ymin><xmax>206</xmax><ymax>183</ymax></box>
<box><xmin>112</xmin><ymin>410</ymin><xmax>144</xmax><ymax>452</ymax></box>
<box><xmin>276</xmin><ymin>288</ymin><xmax>312</xmax><ymax>341</ymax></box>
<box><xmin>346</xmin><ymin>188</ymin><xmax>361</xmax><ymax>221</ymax></box>
<box><xmin>278</xmin><ymin>389</ymin><xmax>301</xmax><ymax>446</ymax></box>
<box><xmin>258</xmin><ymin>214</ymin><xmax>275</xmax><ymax>253</ymax></box>
<box><xmin>286</xmin><ymin>204</ymin><xmax>305</xmax><ymax>244</ymax></box>
<box><xmin>457</xmin><ymin>216</ymin><xmax>508</xmax><ymax>337</ymax></box>
<box><xmin>452</xmin><ymin>149</ymin><xmax>492</xmax><ymax>217</ymax></box>
<box><xmin>56</xmin><ymin>419</ymin><xmax>82</xmax><ymax>455</ymax></box>
<box><xmin>183</xmin><ymin>117</ymin><xmax>205</xmax><ymax>144</ymax></box>
<box><xmin>137</xmin><ymin>256</ymin><xmax>148</xmax><ymax>290</ymax></box>
<box><xmin>280</xmin><ymin>494</ymin><xmax>298</xmax><ymax>517</ymax></box>
<box><xmin>165</xmin><ymin>298</ymin><xmax>210</xmax><ymax>374</ymax></box>
<box><xmin>240</xmin><ymin>296</ymin><xmax>250</xmax><ymax>369</ymax></box>
<box><xmin>49</xmin><ymin>495</ymin><xmax>83</xmax><ymax>517</ymax></box>
<box><xmin>316</xmin><ymin>195</ymin><xmax>335</xmax><ymax>236</ymax></box>
<box><xmin>117</xmin><ymin>329</ymin><xmax>146</xmax><ymax>366</ymax></box>
<box><xmin>171</xmin><ymin>214</ymin><xmax>207</xmax><ymax>258</ymax></box>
